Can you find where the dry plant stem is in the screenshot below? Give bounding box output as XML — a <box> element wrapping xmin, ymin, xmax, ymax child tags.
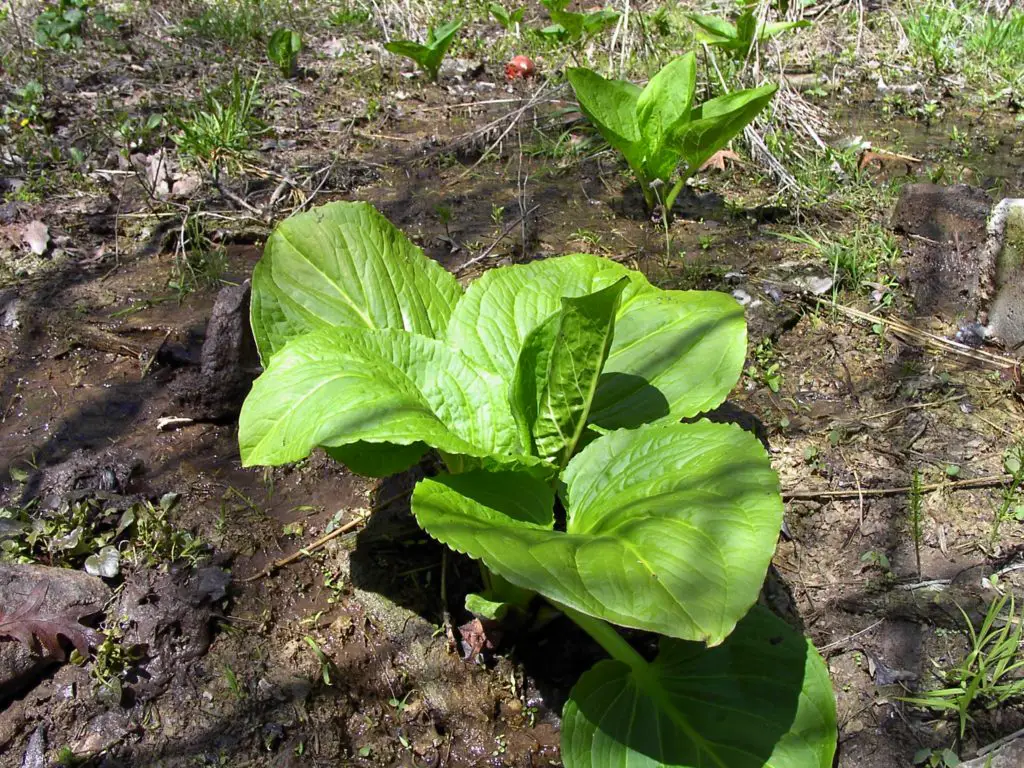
<box><xmin>817</xmin><ymin>618</ymin><xmax>884</xmax><ymax>653</ymax></box>
<box><xmin>454</xmin><ymin>81</ymin><xmax>555</xmax><ymax>181</ymax></box>
<box><xmin>783</xmin><ymin>473</ymin><xmax>1015</xmax><ymax>501</ymax></box>
<box><xmin>977</xmin><ymin>725</ymin><xmax>1024</xmax><ymax>758</ymax></box>
<box><xmin>455</xmin><ymin>205</ymin><xmax>540</xmax><ymax>275</ymax></box>
<box><xmin>803</xmin><ymin>296</ymin><xmax>1019</xmax><ymax>372</ymax></box>
<box><xmin>238</xmin><ymin>514</ymin><xmax>368</xmax><ymax>583</ymax></box>
<box><xmin>237</xmin><ymin>486</ymin><xmax>415</xmax><ymax>582</ymax></box>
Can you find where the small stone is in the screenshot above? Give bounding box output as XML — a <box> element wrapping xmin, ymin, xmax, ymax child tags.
<box><xmin>961</xmin><ymin>736</ymin><xmax>1024</xmax><ymax>767</ymax></box>
<box><xmin>792</xmin><ymin>275</ymin><xmax>834</xmax><ymax>295</ymax></box>
<box><xmin>983</xmin><ymin>198</ymin><xmax>1024</xmax><ymax>355</ymax></box>
<box><xmin>20</xmin><ymin>726</ymin><xmax>45</xmax><ymax>768</ymax></box>
<box><xmin>171</xmin><ymin>171</ymin><xmax>203</xmax><ymax>199</ymax></box>
<box><xmin>732</xmin><ymin>289</ymin><xmax>752</xmax><ymax>306</ymax></box>
<box><xmin>21</xmin><ymin>221</ymin><xmax>49</xmax><ymax>256</ymax></box>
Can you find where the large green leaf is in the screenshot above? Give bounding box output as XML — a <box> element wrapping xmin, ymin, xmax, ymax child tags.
<box><xmin>326</xmin><ymin>441</ymin><xmax>426</xmax><ymax>478</ymax></box>
<box><xmin>760</xmin><ymin>19</ymin><xmax>811</xmax><ymax>40</ymax></box>
<box><xmin>565</xmin><ymin>68</ymin><xmax>643</xmax><ymax>173</ymax></box>
<box><xmin>562</xmin><ymin>607</ymin><xmax>838</xmax><ymax>768</ymax></box>
<box><xmin>250</xmin><ymin>201</ymin><xmax>462</xmax><ymax>363</ymax></box>
<box><xmin>422</xmin><ymin>19</ymin><xmax>462</xmax><ymax>79</ymax></box>
<box><xmin>447</xmin><ymin>255</ymin><xmax>745</xmax><ymax>428</ymax></box>
<box><xmin>238</xmin><ymin>326</ymin><xmax>523</xmax><ymax>468</ymax></box>
<box><xmin>592</xmin><ymin>288</ymin><xmax>745</xmax><ymax>428</ymax></box>
<box><xmin>674</xmin><ymin>84</ymin><xmax>778</xmax><ymax>177</ymax></box>
<box><xmin>383</xmin><ymin>40</ymin><xmax>431</xmax><ymax>64</ymax></box>
<box><xmin>510</xmin><ymin>279</ymin><xmax>627</xmax><ymax>467</ymax></box>
<box><xmin>636</xmin><ymin>53</ymin><xmax>697</xmax><ymax>182</ymax></box>
<box><xmin>413</xmin><ymin>421</ymin><xmax>783</xmax><ymax>642</ymax></box>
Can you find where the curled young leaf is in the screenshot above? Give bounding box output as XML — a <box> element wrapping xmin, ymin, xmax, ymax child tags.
<box><xmin>511</xmin><ymin>278</ymin><xmax>627</xmax><ymax>466</ymax></box>
<box><xmin>448</xmin><ymin>254</ymin><xmax>745</xmax><ymax>429</ymax></box>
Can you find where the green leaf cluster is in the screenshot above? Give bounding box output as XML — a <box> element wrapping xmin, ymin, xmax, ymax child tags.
<box><xmin>567</xmin><ymin>53</ymin><xmax>777</xmax><ymax>213</ymax></box>
<box><xmin>35</xmin><ymin>0</ymin><xmax>99</xmax><ymax>49</ymax></box>
<box><xmin>539</xmin><ymin>0</ymin><xmax>619</xmax><ymax>41</ymax></box>
<box><xmin>267</xmin><ymin>27</ymin><xmax>302</xmax><ymax>78</ymax></box>
<box><xmin>384</xmin><ymin>20</ymin><xmax>462</xmax><ymax>82</ymax></box>
<box><xmin>239</xmin><ymin>201</ymin><xmax>837</xmax><ymax>766</ymax></box>
<box><xmin>488</xmin><ymin>2</ymin><xmax>525</xmax><ymax>31</ymax></box>
<box><xmin>685</xmin><ymin>5</ymin><xmax>810</xmax><ymax>61</ymax></box>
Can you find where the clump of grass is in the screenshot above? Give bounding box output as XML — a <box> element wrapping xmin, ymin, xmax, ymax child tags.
<box><xmin>171</xmin><ymin>214</ymin><xmax>227</xmax><ymax>297</ymax></box>
<box><xmin>173</xmin><ymin>71</ymin><xmax>266</xmax><ymax>176</ymax></box>
<box><xmin>778</xmin><ymin>224</ymin><xmax>901</xmax><ymax>301</ymax></box>
<box><xmin>903</xmin><ymin>1</ymin><xmax>1024</xmax><ymax>86</ymax></box>
<box><xmin>178</xmin><ymin>0</ymin><xmax>289</xmax><ymax>47</ymax></box>
<box><xmin>901</xmin><ymin>591</ymin><xmax>1024</xmax><ymax>741</ymax></box>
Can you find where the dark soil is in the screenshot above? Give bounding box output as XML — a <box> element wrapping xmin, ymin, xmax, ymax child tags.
<box><xmin>2</xmin><ymin>1</ymin><xmax>1024</xmax><ymax>766</ymax></box>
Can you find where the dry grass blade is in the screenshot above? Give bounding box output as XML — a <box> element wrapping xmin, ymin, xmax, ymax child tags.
<box><xmin>783</xmin><ymin>473</ymin><xmax>1015</xmax><ymax>501</ymax></box>
<box><xmin>803</xmin><ymin>296</ymin><xmax>1021</xmax><ymax>372</ymax></box>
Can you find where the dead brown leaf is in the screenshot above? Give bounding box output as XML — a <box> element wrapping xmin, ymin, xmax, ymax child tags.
<box><xmin>699</xmin><ymin>149</ymin><xmax>742</xmax><ymax>173</ymax></box>
<box><xmin>0</xmin><ymin>581</ymin><xmax>104</xmax><ymax>660</ymax></box>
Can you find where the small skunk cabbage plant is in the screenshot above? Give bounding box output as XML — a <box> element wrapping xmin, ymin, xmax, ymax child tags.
<box><xmin>384</xmin><ymin>20</ymin><xmax>462</xmax><ymax>82</ymax></box>
<box><xmin>686</xmin><ymin>4</ymin><xmax>810</xmax><ymax>62</ymax></box>
<box><xmin>538</xmin><ymin>0</ymin><xmax>619</xmax><ymax>42</ymax></box>
<box><xmin>267</xmin><ymin>28</ymin><xmax>302</xmax><ymax>78</ymax></box>
<box><xmin>239</xmin><ymin>202</ymin><xmax>838</xmax><ymax>767</ymax></box>
<box><xmin>567</xmin><ymin>52</ymin><xmax>776</xmax><ymax>214</ymax></box>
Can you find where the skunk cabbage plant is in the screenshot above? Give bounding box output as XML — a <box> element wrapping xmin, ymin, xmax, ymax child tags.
<box><xmin>686</xmin><ymin>5</ymin><xmax>810</xmax><ymax>61</ymax></box>
<box><xmin>384</xmin><ymin>20</ymin><xmax>462</xmax><ymax>82</ymax></box>
<box><xmin>239</xmin><ymin>201</ymin><xmax>838</xmax><ymax>767</ymax></box>
<box><xmin>267</xmin><ymin>28</ymin><xmax>302</xmax><ymax>78</ymax></box>
<box><xmin>539</xmin><ymin>0</ymin><xmax>620</xmax><ymax>41</ymax></box>
<box><xmin>567</xmin><ymin>52</ymin><xmax>777</xmax><ymax>214</ymax></box>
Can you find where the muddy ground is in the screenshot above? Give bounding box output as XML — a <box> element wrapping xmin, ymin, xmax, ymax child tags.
<box><xmin>1</xmin><ymin>0</ymin><xmax>1024</xmax><ymax>766</ymax></box>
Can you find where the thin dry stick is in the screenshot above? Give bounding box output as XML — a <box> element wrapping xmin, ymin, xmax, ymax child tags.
<box><xmin>455</xmin><ymin>205</ymin><xmax>540</xmax><ymax>276</ymax></box>
<box><xmin>838</xmin><ymin>447</ymin><xmax>865</xmax><ymax>533</ymax></box>
<box><xmin>817</xmin><ymin>618</ymin><xmax>884</xmax><ymax>653</ymax></box>
<box><xmin>804</xmin><ymin>296</ymin><xmax>1018</xmax><ymax>371</ymax></box>
<box><xmin>238</xmin><ymin>514</ymin><xmax>367</xmax><ymax>583</ymax></box>
<box><xmin>784</xmin><ymin>473</ymin><xmax>1014</xmax><ymax>501</ymax></box>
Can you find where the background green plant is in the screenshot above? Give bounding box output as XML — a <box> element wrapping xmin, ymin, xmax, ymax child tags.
<box><xmin>268</xmin><ymin>27</ymin><xmax>302</xmax><ymax>77</ymax></box>
<box><xmin>384</xmin><ymin>20</ymin><xmax>462</xmax><ymax>82</ymax></box>
<box><xmin>901</xmin><ymin>592</ymin><xmax>1024</xmax><ymax>741</ymax></box>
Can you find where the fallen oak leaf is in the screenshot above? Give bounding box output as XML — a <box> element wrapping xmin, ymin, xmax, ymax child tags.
<box><xmin>0</xmin><ymin>581</ymin><xmax>104</xmax><ymax>660</ymax></box>
<box><xmin>699</xmin><ymin>149</ymin><xmax>742</xmax><ymax>173</ymax></box>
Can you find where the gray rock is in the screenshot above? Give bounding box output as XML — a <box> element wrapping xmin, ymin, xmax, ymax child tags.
<box><xmin>20</xmin><ymin>725</ymin><xmax>44</xmax><ymax>768</ymax></box>
<box><xmin>962</xmin><ymin>737</ymin><xmax>1024</xmax><ymax>767</ymax></box>
<box><xmin>980</xmin><ymin>198</ymin><xmax>1024</xmax><ymax>355</ymax></box>
<box><xmin>0</xmin><ymin>290</ymin><xmax>23</xmax><ymax>330</ymax></box>
<box><xmin>0</xmin><ymin>565</ymin><xmax>110</xmax><ymax>702</ymax></box>
<box><xmin>113</xmin><ymin>566</ymin><xmax>229</xmax><ymax>700</ymax></box>
<box><xmin>891</xmin><ymin>183</ymin><xmax>992</xmax><ymax>241</ymax></box>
